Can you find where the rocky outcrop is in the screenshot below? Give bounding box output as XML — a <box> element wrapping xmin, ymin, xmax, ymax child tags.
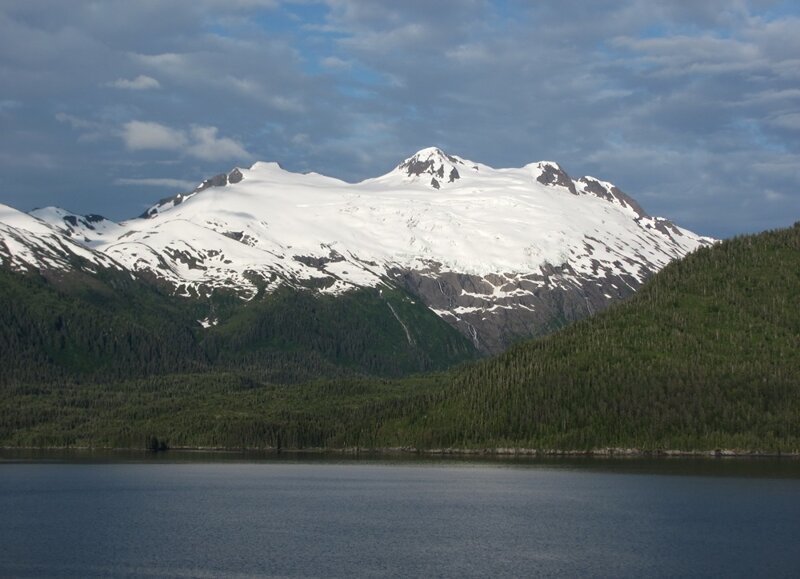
<box><xmin>391</xmin><ymin>263</ymin><xmax>638</xmax><ymax>354</ymax></box>
<box><xmin>577</xmin><ymin>176</ymin><xmax>647</xmax><ymax>217</ymax></box>
<box><xmin>535</xmin><ymin>162</ymin><xmax>578</xmax><ymax>194</ymax></box>
<box><xmin>142</xmin><ymin>168</ymin><xmax>245</xmax><ymax>218</ymax></box>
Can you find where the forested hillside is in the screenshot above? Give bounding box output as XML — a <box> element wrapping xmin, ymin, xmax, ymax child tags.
<box><xmin>0</xmin><ymin>268</ymin><xmax>475</xmax><ymax>385</ymax></box>
<box><xmin>1</xmin><ymin>224</ymin><xmax>798</xmax><ymax>452</ymax></box>
<box><xmin>0</xmin><ymin>268</ymin><xmax>207</xmax><ymax>383</ymax></box>
<box><xmin>387</xmin><ymin>223</ymin><xmax>800</xmax><ymax>451</ymax></box>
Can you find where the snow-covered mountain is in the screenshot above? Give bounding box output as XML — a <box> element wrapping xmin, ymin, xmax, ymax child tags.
<box><xmin>1</xmin><ymin>147</ymin><xmax>713</xmax><ymax>352</ymax></box>
<box><xmin>0</xmin><ymin>203</ymin><xmax>121</xmax><ymax>274</ymax></box>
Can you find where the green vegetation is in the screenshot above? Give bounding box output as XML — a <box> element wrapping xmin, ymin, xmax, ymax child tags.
<box><xmin>1</xmin><ymin>224</ymin><xmax>798</xmax><ymax>452</ymax></box>
<box><xmin>0</xmin><ymin>268</ymin><xmax>475</xmax><ymax>385</ymax></box>
<box><xmin>391</xmin><ymin>224</ymin><xmax>800</xmax><ymax>452</ymax></box>
<box><xmin>205</xmin><ymin>286</ymin><xmax>475</xmax><ymax>379</ymax></box>
<box><xmin>0</xmin><ymin>267</ymin><xmax>207</xmax><ymax>383</ymax></box>
<box><xmin>0</xmin><ymin>372</ymin><xmax>446</xmax><ymax>449</ymax></box>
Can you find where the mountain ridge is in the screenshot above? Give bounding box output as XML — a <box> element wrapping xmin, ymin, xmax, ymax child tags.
<box><xmin>1</xmin><ymin>147</ymin><xmax>713</xmax><ymax>352</ymax></box>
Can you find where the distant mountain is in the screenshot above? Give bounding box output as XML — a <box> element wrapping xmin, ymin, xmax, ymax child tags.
<box><xmin>2</xmin><ymin>147</ymin><xmax>712</xmax><ymax>353</ymax></box>
<box><xmin>0</xmin><ymin>204</ymin><xmax>120</xmax><ymax>274</ymax></box>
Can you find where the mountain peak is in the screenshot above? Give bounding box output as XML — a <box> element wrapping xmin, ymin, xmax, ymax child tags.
<box><xmin>407</xmin><ymin>146</ymin><xmax>454</xmax><ymax>159</ymax></box>
<box><xmin>250</xmin><ymin>161</ymin><xmax>285</xmax><ymax>173</ymax></box>
<box><xmin>526</xmin><ymin>160</ymin><xmax>577</xmax><ymax>195</ymax></box>
<box><xmin>396</xmin><ymin>147</ymin><xmax>464</xmax><ymax>189</ymax></box>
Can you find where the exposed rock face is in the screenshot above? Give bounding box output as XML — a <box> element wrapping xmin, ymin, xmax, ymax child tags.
<box><xmin>228</xmin><ymin>168</ymin><xmax>244</xmax><ymax>184</ymax></box>
<box><xmin>577</xmin><ymin>176</ymin><xmax>647</xmax><ymax>218</ymax></box>
<box><xmin>535</xmin><ymin>162</ymin><xmax>578</xmax><ymax>195</ymax></box>
<box><xmin>391</xmin><ymin>263</ymin><xmax>638</xmax><ymax>353</ymax></box>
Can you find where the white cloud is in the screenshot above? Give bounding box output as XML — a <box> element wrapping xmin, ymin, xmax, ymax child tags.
<box><xmin>741</xmin><ymin>88</ymin><xmax>800</xmax><ymax>105</ymax></box>
<box><xmin>291</xmin><ymin>133</ymin><xmax>310</xmax><ymax>145</ymax></box>
<box><xmin>186</xmin><ymin>125</ymin><xmax>251</xmax><ymax>161</ymax></box>
<box><xmin>227</xmin><ymin>76</ymin><xmax>263</xmax><ymax>96</ymax></box>
<box><xmin>55</xmin><ymin>112</ymin><xmax>108</xmax><ymax>143</ymax></box>
<box><xmin>0</xmin><ymin>151</ymin><xmax>59</xmax><ymax>170</ymax></box>
<box><xmin>340</xmin><ymin>23</ymin><xmax>428</xmax><ymax>54</ymax></box>
<box><xmin>321</xmin><ymin>56</ymin><xmax>351</xmax><ymax>70</ymax></box>
<box><xmin>56</xmin><ymin>112</ymin><xmax>102</xmax><ymax>130</ymax></box>
<box><xmin>268</xmin><ymin>95</ymin><xmax>305</xmax><ymax>113</ymax></box>
<box><xmin>114</xmin><ymin>177</ymin><xmax>198</xmax><ymax>190</ymax></box>
<box><xmin>107</xmin><ymin>75</ymin><xmax>161</xmax><ymax>90</ymax></box>
<box><xmin>611</xmin><ymin>34</ymin><xmax>766</xmax><ymax>78</ymax></box>
<box><xmin>122</xmin><ymin>121</ymin><xmax>188</xmax><ymax>151</ymax></box>
<box><xmin>132</xmin><ymin>52</ymin><xmax>187</xmax><ymax>70</ymax></box>
<box><xmin>767</xmin><ymin>112</ymin><xmax>800</xmax><ymax>131</ymax></box>
<box><xmin>120</xmin><ymin>121</ymin><xmax>250</xmax><ymax>160</ymax></box>
<box><xmin>224</xmin><ymin>78</ymin><xmax>306</xmax><ymax>112</ymax></box>
<box><xmin>764</xmin><ymin>189</ymin><xmax>786</xmax><ymax>202</ymax></box>
<box><xmin>445</xmin><ymin>44</ymin><xmax>489</xmax><ymax>63</ymax></box>
<box><xmin>0</xmin><ymin>100</ymin><xmax>21</xmax><ymax>112</ymax></box>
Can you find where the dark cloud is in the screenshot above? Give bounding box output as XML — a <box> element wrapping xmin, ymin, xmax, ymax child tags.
<box><xmin>0</xmin><ymin>0</ymin><xmax>798</xmax><ymax>237</ymax></box>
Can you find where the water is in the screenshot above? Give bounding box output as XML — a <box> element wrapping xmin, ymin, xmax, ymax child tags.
<box><xmin>2</xmin><ymin>452</ymin><xmax>799</xmax><ymax>578</ymax></box>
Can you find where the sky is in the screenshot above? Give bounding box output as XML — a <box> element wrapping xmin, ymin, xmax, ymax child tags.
<box><xmin>1</xmin><ymin>0</ymin><xmax>799</xmax><ymax>238</ymax></box>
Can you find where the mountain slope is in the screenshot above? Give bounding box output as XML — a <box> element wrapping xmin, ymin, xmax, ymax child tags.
<box><xmin>1</xmin><ymin>224</ymin><xmax>795</xmax><ymax>451</ymax></box>
<box><xmin>378</xmin><ymin>223</ymin><xmax>800</xmax><ymax>451</ymax></box>
<box><xmin>0</xmin><ymin>266</ymin><xmax>475</xmax><ymax>386</ymax></box>
<box><xmin>0</xmin><ymin>266</ymin><xmax>207</xmax><ymax>384</ymax></box>
<box><xmin>0</xmin><ymin>204</ymin><xmax>120</xmax><ymax>274</ymax></box>
<box><xmin>26</xmin><ymin>147</ymin><xmax>713</xmax><ymax>352</ymax></box>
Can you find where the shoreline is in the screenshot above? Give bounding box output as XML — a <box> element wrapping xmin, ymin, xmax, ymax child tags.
<box><xmin>2</xmin><ymin>445</ymin><xmax>799</xmax><ymax>459</ymax></box>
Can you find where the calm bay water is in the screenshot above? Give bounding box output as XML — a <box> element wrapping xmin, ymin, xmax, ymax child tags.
<box><xmin>1</xmin><ymin>452</ymin><xmax>799</xmax><ymax>578</ymax></box>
